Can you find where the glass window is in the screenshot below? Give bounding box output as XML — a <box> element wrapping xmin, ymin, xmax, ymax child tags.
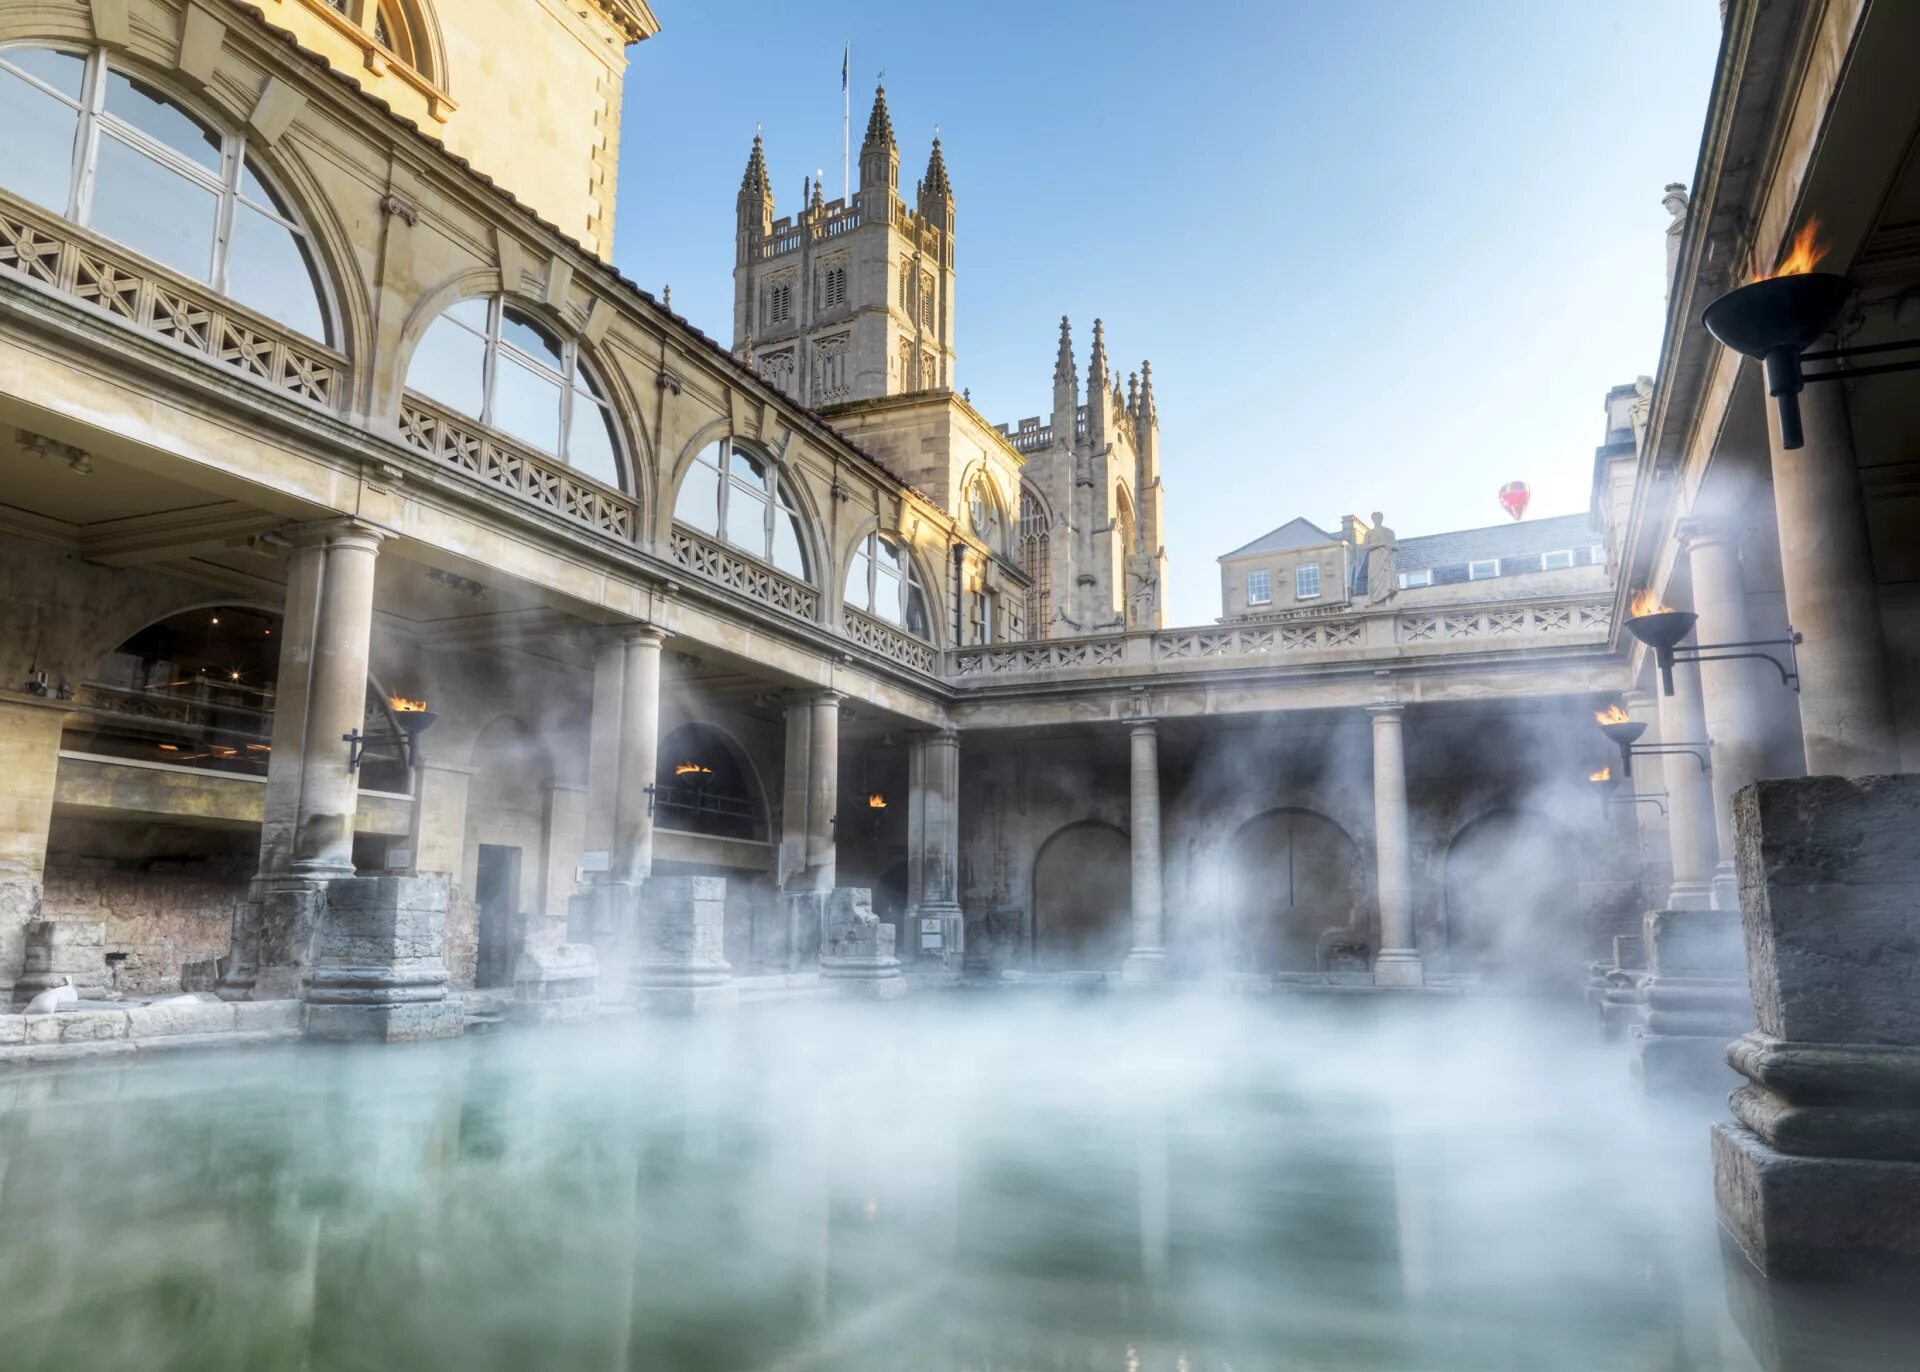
<box><xmin>0</xmin><ymin>45</ymin><xmax>331</xmax><ymax>343</ymax></box>
<box><xmin>1295</xmin><ymin>563</ymin><xmax>1321</xmax><ymax>599</ymax></box>
<box><xmin>1542</xmin><ymin>549</ymin><xmax>1575</xmax><ymax>570</ymax></box>
<box><xmin>846</xmin><ymin>532</ymin><xmax>931</xmax><ymax>639</ymax></box>
<box><xmin>672</xmin><ymin>438</ymin><xmax>811</xmax><ymax>578</ymax></box>
<box><xmin>1397</xmin><ymin>569</ymin><xmax>1432</xmax><ymax>589</ymax></box>
<box><xmin>1247</xmin><ymin>570</ymin><xmax>1272</xmax><ymax>605</ymax></box>
<box><xmin>1468</xmin><ymin>559</ymin><xmax>1498</xmax><ymax>580</ymax></box>
<box><xmin>402</xmin><ymin>293</ymin><xmax>629</xmax><ymax>487</ymax></box>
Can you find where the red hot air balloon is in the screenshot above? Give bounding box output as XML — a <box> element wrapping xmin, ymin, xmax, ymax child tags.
<box><xmin>1498</xmin><ymin>481</ymin><xmax>1531</xmax><ymax>521</ymax></box>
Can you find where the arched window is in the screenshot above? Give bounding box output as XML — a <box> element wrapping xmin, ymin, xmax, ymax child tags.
<box><xmin>845</xmin><ymin>531</ymin><xmax>931</xmax><ymax>638</ymax></box>
<box><xmin>673</xmin><ymin>438</ymin><xmax>810</xmax><ymax>578</ymax></box>
<box><xmin>653</xmin><ymin>723</ymin><xmax>767</xmax><ymax>842</ymax></box>
<box><xmin>325</xmin><ymin>1</ymin><xmax>436</xmax><ymax>84</ymax></box>
<box><xmin>0</xmin><ymin>44</ymin><xmax>330</xmax><ymax>341</ymax></box>
<box><xmin>405</xmin><ymin>294</ymin><xmax>624</xmax><ymax>489</ymax></box>
<box><xmin>966</xmin><ymin>475</ymin><xmax>1006</xmax><ymax>555</ymax></box>
<box><xmin>821</xmin><ymin>263</ymin><xmax>847</xmax><ymax>308</ymax></box>
<box><xmin>1020</xmin><ymin>487</ymin><xmax>1051</xmax><ymax>640</ymax></box>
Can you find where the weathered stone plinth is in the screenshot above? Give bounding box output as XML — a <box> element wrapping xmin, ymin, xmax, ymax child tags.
<box><xmin>12</xmin><ymin>919</ymin><xmax>112</xmax><ymax>1004</ymax></box>
<box><xmin>568</xmin><ymin>879</ymin><xmax>642</xmax><ymax>1000</ymax></box>
<box><xmin>820</xmin><ymin>888</ymin><xmax>904</xmax><ymax>999</ymax></box>
<box><xmin>630</xmin><ymin>876</ymin><xmax>735</xmax><ymax>1014</ymax></box>
<box><xmin>1371</xmin><ymin>948</ymin><xmax>1424</xmax><ymax>988</ymax></box>
<box><xmin>1713</xmin><ymin>775</ymin><xmax>1920</xmax><ymax>1278</ymax></box>
<box><xmin>1628</xmin><ymin>908</ymin><xmax>1749</xmax><ymax>1094</ymax></box>
<box><xmin>303</xmin><ymin>875</ymin><xmax>462</xmax><ymax>1042</ymax></box>
<box><xmin>218</xmin><ymin>875</ymin><xmax>329</xmax><ymax>1002</ymax></box>
<box><xmin>511</xmin><ymin>937</ymin><xmax>599</xmax><ymax>1025</ymax></box>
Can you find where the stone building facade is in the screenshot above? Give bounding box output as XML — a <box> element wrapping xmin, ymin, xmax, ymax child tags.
<box><xmin>0</xmin><ymin>0</ymin><xmax>1911</xmax><ymax>1084</ymax></box>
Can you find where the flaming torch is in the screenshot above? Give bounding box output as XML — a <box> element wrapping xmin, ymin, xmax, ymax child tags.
<box><xmin>1595</xmin><ymin>703</ymin><xmax>1648</xmax><ymax>779</ymax></box>
<box><xmin>389</xmin><ymin>695</ymin><xmax>438</xmax><ymax>769</ymax></box>
<box><xmin>1622</xmin><ymin>588</ymin><xmax>1699</xmax><ymax>697</ymax></box>
<box><xmin>1701</xmin><ymin>218</ymin><xmax>1849</xmax><ymax>450</ymax></box>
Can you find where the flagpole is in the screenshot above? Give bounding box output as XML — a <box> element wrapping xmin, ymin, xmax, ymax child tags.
<box><xmin>842</xmin><ymin>42</ymin><xmax>850</xmax><ymax>202</ymax></box>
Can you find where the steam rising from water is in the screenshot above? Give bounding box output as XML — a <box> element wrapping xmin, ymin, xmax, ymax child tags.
<box><xmin>0</xmin><ymin>995</ymin><xmax>1833</xmax><ymax>1370</ymax></box>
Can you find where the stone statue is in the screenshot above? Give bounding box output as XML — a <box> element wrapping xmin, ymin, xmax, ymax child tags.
<box><xmin>1363</xmin><ymin>512</ymin><xmax>1397</xmax><ymax>605</ymax></box>
<box><xmin>1629</xmin><ymin>374</ymin><xmax>1654</xmax><ymax>451</ymax></box>
<box><xmin>1662</xmin><ymin>183</ymin><xmax>1689</xmax><ymax>296</ymax></box>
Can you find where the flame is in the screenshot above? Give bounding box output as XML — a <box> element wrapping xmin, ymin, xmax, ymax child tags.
<box><xmin>1629</xmin><ymin>587</ymin><xmax>1673</xmax><ymax>617</ymax></box>
<box><xmin>867</xmin><ymin>793</ymin><xmax>888</xmax><ymax>810</ymax></box>
<box><xmin>1757</xmin><ymin>217</ymin><xmax>1828</xmax><ymax>281</ymax></box>
<box><xmin>389</xmin><ymin>695</ymin><xmax>429</xmax><ymax>713</ymax></box>
<box><xmin>1595</xmin><ymin>704</ymin><xmax>1632</xmax><ymax>725</ymax></box>
<box><xmin>1589</xmin><ymin>765</ymin><xmax>1613</xmax><ymax>782</ymax></box>
<box><xmin>674</xmin><ymin>762</ymin><xmax>713</xmax><ymax>777</ymax></box>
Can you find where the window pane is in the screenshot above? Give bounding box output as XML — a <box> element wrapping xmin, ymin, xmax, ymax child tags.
<box><xmin>675</xmin><ymin>458</ymin><xmax>719</xmax><ymax>535</ymax></box>
<box><xmin>772</xmin><ymin>508</ymin><xmax>807</xmax><ymax>578</ymax></box>
<box><xmin>445</xmin><ymin>296</ymin><xmax>491</xmax><ymax>332</ymax></box>
<box><xmin>225</xmin><ymin>203</ymin><xmax>326</xmax><ymax>340</ymax></box>
<box><xmin>500</xmin><ymin>307</ymin><xmax>563</xmax><ymax>371</ymax></box>
<box><xmin>566</xmin><ymin>393</ymin><xmax>621</xmax><ymax>488</ymax></box>
<box><xmin>407</xmin><ymin>315</ymin><xmax>487</xmax><ymax>418</ymax></box>
<box><xmin>91</xmin><ymin>134</ymin><xmax>217</xmax><ymax>280</ymax></box>
<box><xmin>874</xmin><ymin>565</ymin><xmax>904</xmax><ymax>624</ymax></box>
<box><xmin>104</xmin><ymin>70</ymin><xmax>221</xmax><ymax>171</ymax></box>
<box><xmin>726</xmin><ymin>485</ymin><xmax>769</xmax><ymax>555</ymax></box>
<box><xmin>729</xmin><ymin>448</ymin><xmax>765</xmax><ymax>484</ymax></box>
<box><xmin>845</xmin><ymin>545</ymin><xmax>871</xmax><ymax>612</ymax></box>
<box><xmin>0</xmin><ymin>67</ymin><xmax>78</xmax><ymax>213</ymax></box>
<box><xmin>492</xmin><ymin>352</ymin><xmax>564</xmax><ymax>453</ymax></box>
<box><xmin>3</xmin><ymin>47</ymin><xmax>86</xmax><ymax>100</ymax></box>
<box><xmin>876</xmin><ymin>537</ymin><xmax>908</xmax><ymax>575</ymax></box>
<box><xmin>905</xmin><ymin>583</ymin><xmax>931</xmax><ymax>637</ymax></box>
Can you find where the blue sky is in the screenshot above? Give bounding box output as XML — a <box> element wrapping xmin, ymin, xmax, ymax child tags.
<box><xmin>615</xmin><ymin>2</ymin><xmax>1723</xmax><ymax>626</ymax></box>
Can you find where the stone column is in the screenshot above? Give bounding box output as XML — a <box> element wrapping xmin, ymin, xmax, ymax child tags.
<box><xmin>805</xmin><ymin>691</ymin><xmax>841</xmax><ymax>891</ymax></box>
<box><xmin>1765</xmin><ymin>378</ymin><xmax>1899</xmax><ymax>776</ymax></box>
<box><xmin>1370</xmin><ymin>705</ymin><xmax>1424</xmax><ymax>987</ymax></box>
<box><xmin>1714</xmin><ymin>774</ymin><xmax>1920</xmax><ymax>1278</ymax></box>
<box><xmin>292</xmin><ymin>522</ymin><xmax>385</xmax><ymax>875</ymax></box>
<box><xmin>1657</xmin><ymin>660</ymin><xmax>1717</xmax><ymax>911</ymax></box>
<box><xmin>0</xmin><ymin>693</ymin><xmax>67</xmax><ymax>998</ymax></box>
<box><xmin>1679</xmin><ymin>518</ymin><xmax>1771</xmax><ymax>908</ymax></box>
<box><xmin>581</xmin><ymin>629</ymin><xmax>628</xmax><ymax>868</ymax></box>
<box><xmin>1121</xmin><ymin>719</ymin><xmax>1167</xmax><ymax>982</ymax></box>
<box><xmin>777</xmin><ymin>692</ymin><xmax>813</xmax><ymax>891</ymax></box>
<box><xmin>610</xmin><ymin>626</ymin><xmax>666</xmax><ymax>883</ymax></box>
<box><xmin>905</xmin><ymin>728</ymin><xmax>963</xmax><ymax>962</ymax></box>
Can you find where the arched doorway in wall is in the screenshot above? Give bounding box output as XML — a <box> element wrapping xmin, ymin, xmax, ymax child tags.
<box><xmin>464</xmin><ymin>716</ymin><xmax>554</xmax><ymax>989</ymax></box>
<box><xmin>1031</xmin><ymin>821</ymin><xmax>1132</xmax><ymax>971</ymax></box>
<box><xmin>653</xmin><ymin>723</ymin><xmax>769</xmax><ymax>842</ymax></box>
<box><xmin>1226</xmin><ymin>808</ymin><xmax>1362</xmax><ymax>972</ymax></box>
<box><xmin>1443</xmin><ymin>809</ymin><xmax>1580</xmax><ymax>985</ymax></box>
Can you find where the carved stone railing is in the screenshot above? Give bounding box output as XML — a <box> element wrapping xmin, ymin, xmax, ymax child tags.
<box><xmin>667</xmin><ymin>522</ymin><xmax>820</xmax><ymax>621</ymax></box>
<box><xmin>1154</xmin><ymin>621</ymin><xmax>1363</xmax><ymax>661</ymax></box>
<box><xmin>843</xmin><ymin>608</ymin><xmax>939</xmax><ymax>675</ymax></box>
<box><xmin>952</xmin><ymin>638</ymin><xmax>1127</xmax><ymax>678</ymax></box>
<box><xmin>0</xmin><ymin>193</ymin><xmax>345</xmax><ymax>408</ymax></box>
<box><xmin>1397</xmin><ymin>601</ymin><xmax>1611</xmax><ymax>643</ymax></box>
<box><xmin>398</xmin><ymin>393</ymin><xmax>637</xmax><ymax>541</ymax></box>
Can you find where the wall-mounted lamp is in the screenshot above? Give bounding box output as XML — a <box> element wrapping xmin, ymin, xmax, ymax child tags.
<box><xmin>1588</xmin><ymin>767</ymin><xmax>1669</xmax><ymax>819</ymax></box>
<box><xmin>1594</xmin><ymin>704</ymin><xmax>1708</xmax><ymax>780</ymax></box>
<box><xmin>346</xmin><ymin>696</ymin><xmax>438</xmax><ymax>773</ymax></box>
<box><xmin>1623</xmin><ymin>592</ymin><xmax>1801</xmax><ymax>698</ymax></box>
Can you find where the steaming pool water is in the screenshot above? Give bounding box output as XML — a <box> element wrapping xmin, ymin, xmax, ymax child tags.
<box><xmin>0</xmin><ymin>994</ymin><xmax>1893</xmax><ymax>1371</ymax></box>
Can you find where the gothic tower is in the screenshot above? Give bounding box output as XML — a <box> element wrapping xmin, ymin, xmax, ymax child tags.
<box><xmin>732</xmin><ymin>86</ymin><xmax>956</xmax><ymax>407</ymax></box>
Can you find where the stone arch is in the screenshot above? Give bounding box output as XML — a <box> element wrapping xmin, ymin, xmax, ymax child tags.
<box><xmin>1031</xmin><ymin>820</ymin><xmax>1132</xmax><ymax>972</ymax></box>
<box><xmin>665</xmin><ymin>430</ymin><xmax>824</xmax><ymax>588</ymax></box>
<box><xmin>837</xmin><ymin>512</ymin><xmax>943</xmax><ymax>648</ymax></box>
<box><xmin>1442</xmin><ymin>807</ymin><xmax>1581</xmax><ymax>983</ymax></box>
<box><xmin>1225</xmin><ymin>807</ymin><xmax>1364</xmax><ymax>972</ymax></box>
<box><xmin>654</xmin><ymin>720</ymin><xmax>770</xmax><ymax>842</ymax></box>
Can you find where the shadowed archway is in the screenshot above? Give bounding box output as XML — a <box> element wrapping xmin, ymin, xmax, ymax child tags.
<box><xmin>1031</xmin><ymin>821</ymin><xmax>1132</xmax><ymax>971</ymax></box>
<box><xmin>1226</xmin><ymin>808</ymin><xmax>1362</xmax><ymax>972</ymax></box>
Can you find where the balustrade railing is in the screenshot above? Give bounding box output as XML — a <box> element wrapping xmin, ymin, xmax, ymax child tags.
<box><xmin>667</xmin><ymin>522</ymin><xmax>820</xmax><ymax>621</ymax></box>
<box><xmin>398</xmin><ymin>394</ymin><xmax>637</xmax><ymax>541</ymax></box>
<box><xmin>0</xmin><ymin>193</ymin><xmax>345</xmax><ymax>409</ymax></box>
<box><xmin>843</xmin><ymin>608</ymin><xmax>940</xmax><ymax>674</ymax></box>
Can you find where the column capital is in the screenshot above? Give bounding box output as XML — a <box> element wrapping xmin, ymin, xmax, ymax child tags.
<box><xmin>1366</xmin><ymin>702</ymin><xmax>1406</xmax><ymax>720</ymax></box>
<box><xmin>289</xmin><ymin>516</ymin><xmax>391</xmax><ymax>551</ymax></box>
<box><xmin>785</xmin><ymin>687</ymin><xmax>846</xmax><ymax>707</ymax></box>
<box><xmin>915</xmin><ymin>725</ymin><xmax>961</xmax><ymax>747</ymax></box>
<box><xmin>1675</xmin><ymin>513</ymin><xmax>1742</xmax><ymax>551</ymax></box>
<box><xmin>1128</xmin><ymin>717</ymin><xmax>1159</xmax><ymax>737</ymax></box>
<box><xmin>619</xmin><ymin>622</ymin><xmax>670</xmax><ymax>648</ymax></box>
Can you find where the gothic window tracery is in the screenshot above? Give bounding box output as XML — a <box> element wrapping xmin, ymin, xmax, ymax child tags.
<box><xmin>821</xmin><ymin>262</ymin><xmax>847</xmax><ymax>309</ymax></box>
<box><xmin>812</xmin><ymin>334</ymin><xmax>850</xmax><ymax>403</ymax></box>
<box><xmin>673</xmin><ymin>438</ymin><xmax>811</xmax><ymax>580</ymax></box>
<box><xmin>1020</xmin><ymin>487</ymin><xmax>1051</xmax><ymax>640</ymax></box>
<box><xmin>766</xmin><ymin>278</ymin><xmax>793</xmax><ymax>324</ymax></box>
<box><xmin>0</xmin><ymin>44</ymin><xmax>331</xmax><ymax>342</ymax></box>
<box><xmin>405</xmin><ymin>293</ymin><xmax>625</xmax><ymax>488</ymax></box>
<box><xmin>845</xmin><ymin>532</ymin><xmax>932</xmax><ymax>638</ymax></box>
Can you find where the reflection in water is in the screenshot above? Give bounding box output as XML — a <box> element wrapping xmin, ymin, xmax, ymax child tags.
<box><xmin>0</xmin><ymin>996</ymin><xmax>1903</xmax><ymax>1370</ymax></box>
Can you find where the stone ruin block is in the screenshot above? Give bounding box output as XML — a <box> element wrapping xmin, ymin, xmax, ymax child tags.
<box><xmin>629</xmin><ymin>875</ymin><xmax>735</xmax><ymax>1014</ymax></box>
<box><xmin>303</xmin><ymin>874</ymin><xmax>463</xmax><ymax>1043</ymax></box>
<box><xmin>1628</xmin><ymin>907</ymin><xmax>1751</xmax><ymax>1094</ymax></box>
<box><xmin>1714</xmin><ymin>775</ymin><xmax>1920</xmax><ymax>1279</ymax></box>
<box><xmin>12</xmin><ymin>919</ymin><xmax>112</xmax><ymax>1004</ymax></box>
<box><xmin>820</xmin><ymin>888</ymin><xmax>905</xmax><ymax>1000</ymax></box>
<box><xmin>511</xmin><ymin>928</ymin><xmax>599</xmax><ymax>1026</ymax></box>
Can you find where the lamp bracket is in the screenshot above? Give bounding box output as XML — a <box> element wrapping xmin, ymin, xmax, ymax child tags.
<box><xmin>343</xmin><ymin>730</ymin><xmax>366</xmax><ymax>773</ymax></box>
<box><xmin>1627</xmin><ymin>742</ymin><xmax>1710</xmax><ymax>773</ymax></box>
<box><xmin>643</xmin><ymin>782</ymin><xmax>657</xmax><ymax>818</ymax></box>
<box><xmin>1607</xmin><ymin>791</ymin><xmax>1669</xmax><ymax>819</ymax></box>
<box><xmin>1799</xmin><ymin>337</ymin><xmax>1920</xmax><ymax>384</ymax></box>
<box><xmin>1669</xmin><ymin>631</ymin><xmax>1801</xmax><ymax>693</ymax></box>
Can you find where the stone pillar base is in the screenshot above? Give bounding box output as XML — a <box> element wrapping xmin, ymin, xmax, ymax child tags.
<box><xmin>1631</xmin><ymin>908</ymin><xmax>1750</xmax><ymax>1095</ymax></box>
<box><xmin>221</xmin><ymin>875</ymin><xmax>331</xmax><ymax>1002</ymax></box>
<box><xmin>1630</xmin><ymin>1027</ymin><xmax>1739</xmax><ymax>1093</ymax></box>
<box><xmin>631</xmin><ymin>876</ymin><xmax>735</xmax><ymax>1015</ymax></box>
<box><xmin>904</xmin><ymin>900</ymin><xmax>964</xmax><ymax>968</ymax></box>
<box><xmin>303</xmin><ymin>875</ymin><xmax>461</xmax><ymax>1043</ymax></box>
<box><xmin>1713</xmin><ymin>1120</ymin><xmax>1920</xmax><ymax>1279</ymax></box>
<box><xmin>822</xmin><ymin>889</ymin><xmax>905</xmax><ymax>999</ymax></box>
<box><xmin>511</xmin><ymin>939</ymin><xmax>599</xmax><ymax>1025</ymax></box>
<box><xmin>570</xmin><ymin>880</ymin><xmax>641</xmax><ymax>1000</ymax></box>
<box><xmin>1372</xmin><ymin>949</ymin><xmax>1424</xmax><ymax>988</ymax></box>
<box><xmin>1120</xmin><ymin>947</ymin><xmax>1169</xmax><ymax>983</ymax></box>
<box><xmin>12</xmin><ymin>919</ymin><xmax>112</xmax><ymax>1004</ymax></box>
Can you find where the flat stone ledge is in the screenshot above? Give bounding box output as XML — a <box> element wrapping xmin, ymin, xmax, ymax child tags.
<box><xmin>1714</xmin><ymin>1120</ymin><xmax>1920</xmax><ymax>1279</ymax></box>
<box><xmin>0</xmin><ymin>1025</ymin><xmax>300</xmax><ymax>1071</ymax></box>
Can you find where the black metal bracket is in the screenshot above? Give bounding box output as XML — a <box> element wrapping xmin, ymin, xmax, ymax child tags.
<box><xmin>643</xmin><ymin>783</ymin><xmax>657</xmax><ymax>818</ymax></box>
<box><xmin>343</xmin><ymin>730</ymin><xmax>365</xmax><ymax>773</ymax></box>
<box><xmin>1628</xmin><ymin>742</ymin><xmax>1710</xmax><ymax>773</ymax></box>
<box><xmin>1671</xmin><ymin>631</ymin><xmax>1802</xmax><ymax>693</ymax></box>
<box><xmin>1800</xmin><ymin>336</ymin><xmax>1920</xmax><ymax>385</ymax></box>
<box><xmin>1608</xmin><ymin>791</ymin><xmax>1669</xmax><ymax>819</ymax></box>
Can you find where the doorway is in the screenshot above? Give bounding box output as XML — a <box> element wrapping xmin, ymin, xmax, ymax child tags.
<box><xmin>475</xmin><ymin>843</ymin><xmax>522</xmax><ymax>989</ymax></box>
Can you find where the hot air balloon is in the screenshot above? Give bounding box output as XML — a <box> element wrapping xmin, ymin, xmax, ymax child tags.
<box><xmin>1498</xmin><ymin>481</ymin><xmax>1531</xmax><ymax>521</ymax></box>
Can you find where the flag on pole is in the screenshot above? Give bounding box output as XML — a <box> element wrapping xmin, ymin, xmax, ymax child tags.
<box><xmin>841</xmin><ymin>43</ymin><xmax>849</xmax><ymax>92</ymax></box>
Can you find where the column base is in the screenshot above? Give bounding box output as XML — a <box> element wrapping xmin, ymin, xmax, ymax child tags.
<box><xmin>1373</xmin><ymin>949</ymin><xmax>1425</xmax><ymax>987</ymax></box>
<box><xmin>1711</xmin><ymin>862</ymin><xmax>1741</xmax><ymax>912</ymax></box>
<box><xmin>302</xmin><ymin>876</ymin><xmax>459</xmax><ymax>1042</ymax></box>
<box><xmin>904</xmin><ymin>901</ymin><xmax>964</xmax><ymax>966</ymax></box>
<box><xmin>631</xmin><ymin>876</ymin><xmax>735</xmax><ymax>1014</ymax></box>
<box><xmin>1664</xmin><ymin>880</ymin><xmax>1715</xmax><ymax>911</ymax></box>
<box><xmin>1713</xmin><ymin>1121</ymin><xmax>1920</xmax><ymax>1279</ymax></box>
<box><xmin>305</xmin><ymin>1000</ymin><xmax>464</xmax><ymax>1043</ymax></box>
<box><xmin>1120</xmin><ymin>947</ymin><xmax>1168</xmax><ymax>983</ymax></box>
